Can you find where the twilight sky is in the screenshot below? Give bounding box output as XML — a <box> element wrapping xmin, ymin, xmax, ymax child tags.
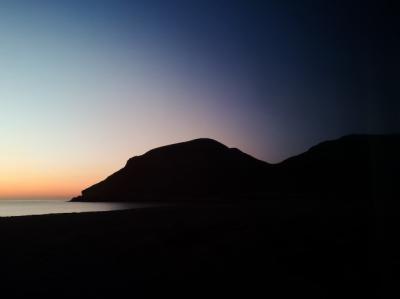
<box><xmin>0</xmin><ymin>0</ymin><xmax>398</xmax><ymax>198</ymax></box>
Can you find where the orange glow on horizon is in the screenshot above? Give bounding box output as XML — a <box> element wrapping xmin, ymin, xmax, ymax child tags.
<box><xmin>0</xmin><ymin>169</ymin><xmax>109</xmax><ymax>199</ymax></box>
<box><xmin>0</xmin><ymin>135</ymin><xmax>263</xmax><ymax>199</ymax></box>
<box><xmin>0</xmin><ymin>178</ymin><xmax>91</xmax><ymax>199</ymax></box>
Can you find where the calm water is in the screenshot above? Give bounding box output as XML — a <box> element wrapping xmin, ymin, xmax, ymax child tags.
<box><xmin>0</xmin><ymin>200</ymin><xmax>146</xmax><ymax>217</ymax></box>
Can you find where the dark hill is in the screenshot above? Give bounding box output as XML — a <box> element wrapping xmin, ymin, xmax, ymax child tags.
<box><xmin>278</xmin><ymin>134</ymin><xmax>400</xmax><ymax>197</ymax></box>
<box><xmin>72</xmin><ymin>138</ymin><xmax>271</xmax><ymax>202</ymax></box>
<box><xmin>72</xmin><ymin>135</ymin><xmax>399</xmax><ymax>202</ymax></box>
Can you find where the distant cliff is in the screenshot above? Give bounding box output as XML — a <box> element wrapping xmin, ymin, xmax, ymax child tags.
<box><xmin>72</xmin><ymin>135</ymin><xmax>400</xmax><ymax>202</ymax></box>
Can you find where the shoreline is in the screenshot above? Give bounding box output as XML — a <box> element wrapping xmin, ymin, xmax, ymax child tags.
<box><xmin>0</xmin><ymin>198</ymin><xmax>385</xmax><ymax>297</ymax></box>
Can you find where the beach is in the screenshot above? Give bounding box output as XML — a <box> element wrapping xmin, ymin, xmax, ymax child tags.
<box><xmin>0</xmin><ymin>199</ymin><xmax>383</xmax><ymax>297</ymax></box>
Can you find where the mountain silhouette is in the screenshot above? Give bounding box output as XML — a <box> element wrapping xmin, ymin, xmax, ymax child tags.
<box><xmin>278</xmin><ymin>134</ymin><xmax>400</xmax><ymax>197</ymax></box>
<box><xmin>72</xmin><ymin>138</ymin><xmax>270</xmax><ymax>202</ymax></box>
<box><xmin>72</xmin><ymin>134</ymin><xmax>399</xmax><ymax>202</ymax></box>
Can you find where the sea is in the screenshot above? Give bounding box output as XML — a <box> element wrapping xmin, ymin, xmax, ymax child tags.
<box><xmin>0</xmin><ymin>199</ymin><xmax>143</xmax><ymax>217</ymax></box>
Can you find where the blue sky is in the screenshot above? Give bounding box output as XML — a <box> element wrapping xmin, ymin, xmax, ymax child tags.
<box><xmin>0</xmin><ymin>0</ymin><xmax>398</xmax><ymax>197</ymax></box>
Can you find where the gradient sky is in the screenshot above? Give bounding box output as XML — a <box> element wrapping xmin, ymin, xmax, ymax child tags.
<box><xmin>0</xmin><ymin>0</ymin><xmax>398</xmax><ymax>198</ymax></box>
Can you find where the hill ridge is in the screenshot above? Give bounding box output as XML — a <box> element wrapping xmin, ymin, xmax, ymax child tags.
<box><xmin>72</xmin><ymin>134</ymin><xmax>399</xmax><ymax>202</ymax></box>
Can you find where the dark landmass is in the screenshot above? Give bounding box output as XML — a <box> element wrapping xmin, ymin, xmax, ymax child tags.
<box><xmin>72</xmin><ymin>138</ymin><xmax>270</xmax><ymax>202</ymax></box>
<box><xmin>277</xmin><ymin>134</ymin><xmax>400</xmax><ymax>196</ymax></box>
<box><xmin>1</xmin><ymin>134</ymin><xmax>397</xmax><ymax>297</ymax></box>
<box><xmin>72</xmin><ymin>134</ymin><xmax>400</xmax><ymax>202</ymax></box>
<box><xmin>0</xmin><ymin>200</ymin><xmax>392</xmax><ymax>297</ymax></box>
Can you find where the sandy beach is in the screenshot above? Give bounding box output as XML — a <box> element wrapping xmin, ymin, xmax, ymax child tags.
<box><xmin>0</xmin><ymin>199</ymin><xmax>384</xmax><ymax>297</ymax></box>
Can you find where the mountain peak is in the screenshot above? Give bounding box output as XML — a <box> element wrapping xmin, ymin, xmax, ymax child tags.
<box><xmin>73</xmin><ymin>138</ymin><xmax>269</xmax><ymax>202</ymax></box>
<box><xmin>142</xmin><ymin>138</ymin><xmax>228</xmax><ymax>156</ymax></box>
<box><xmin>72</xmin><ymin>134</ymin><xmax>399</xmax><ymax>202</ymax></box>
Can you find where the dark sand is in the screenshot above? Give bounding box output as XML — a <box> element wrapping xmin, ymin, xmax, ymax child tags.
<box><xmin>0</xmin><ymin>199</ymin><xmax>388</xmax><ymax>298</ymax></box>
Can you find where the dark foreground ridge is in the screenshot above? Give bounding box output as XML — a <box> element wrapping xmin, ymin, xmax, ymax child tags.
<box><xmin>72</xmin><ymin>134</ymin><xmax>400</xmax><ymax>202</ymax></box>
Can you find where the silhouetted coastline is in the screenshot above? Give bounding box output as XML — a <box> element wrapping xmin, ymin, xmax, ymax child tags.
<box><xmin>0</xmin><ymin>134</ymin><xmax>397</xmax><ymax>297</ymax></box>
<box><xmin>72</xmin><ymin>134</ymin><xmax>399</xmax><ymax>202</ymax></box>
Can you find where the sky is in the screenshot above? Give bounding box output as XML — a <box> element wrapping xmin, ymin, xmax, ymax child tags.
<box><xmin>0</xmin><ymin>0</ymin><xmax>398</xmax><ymax>198</ymax></box>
